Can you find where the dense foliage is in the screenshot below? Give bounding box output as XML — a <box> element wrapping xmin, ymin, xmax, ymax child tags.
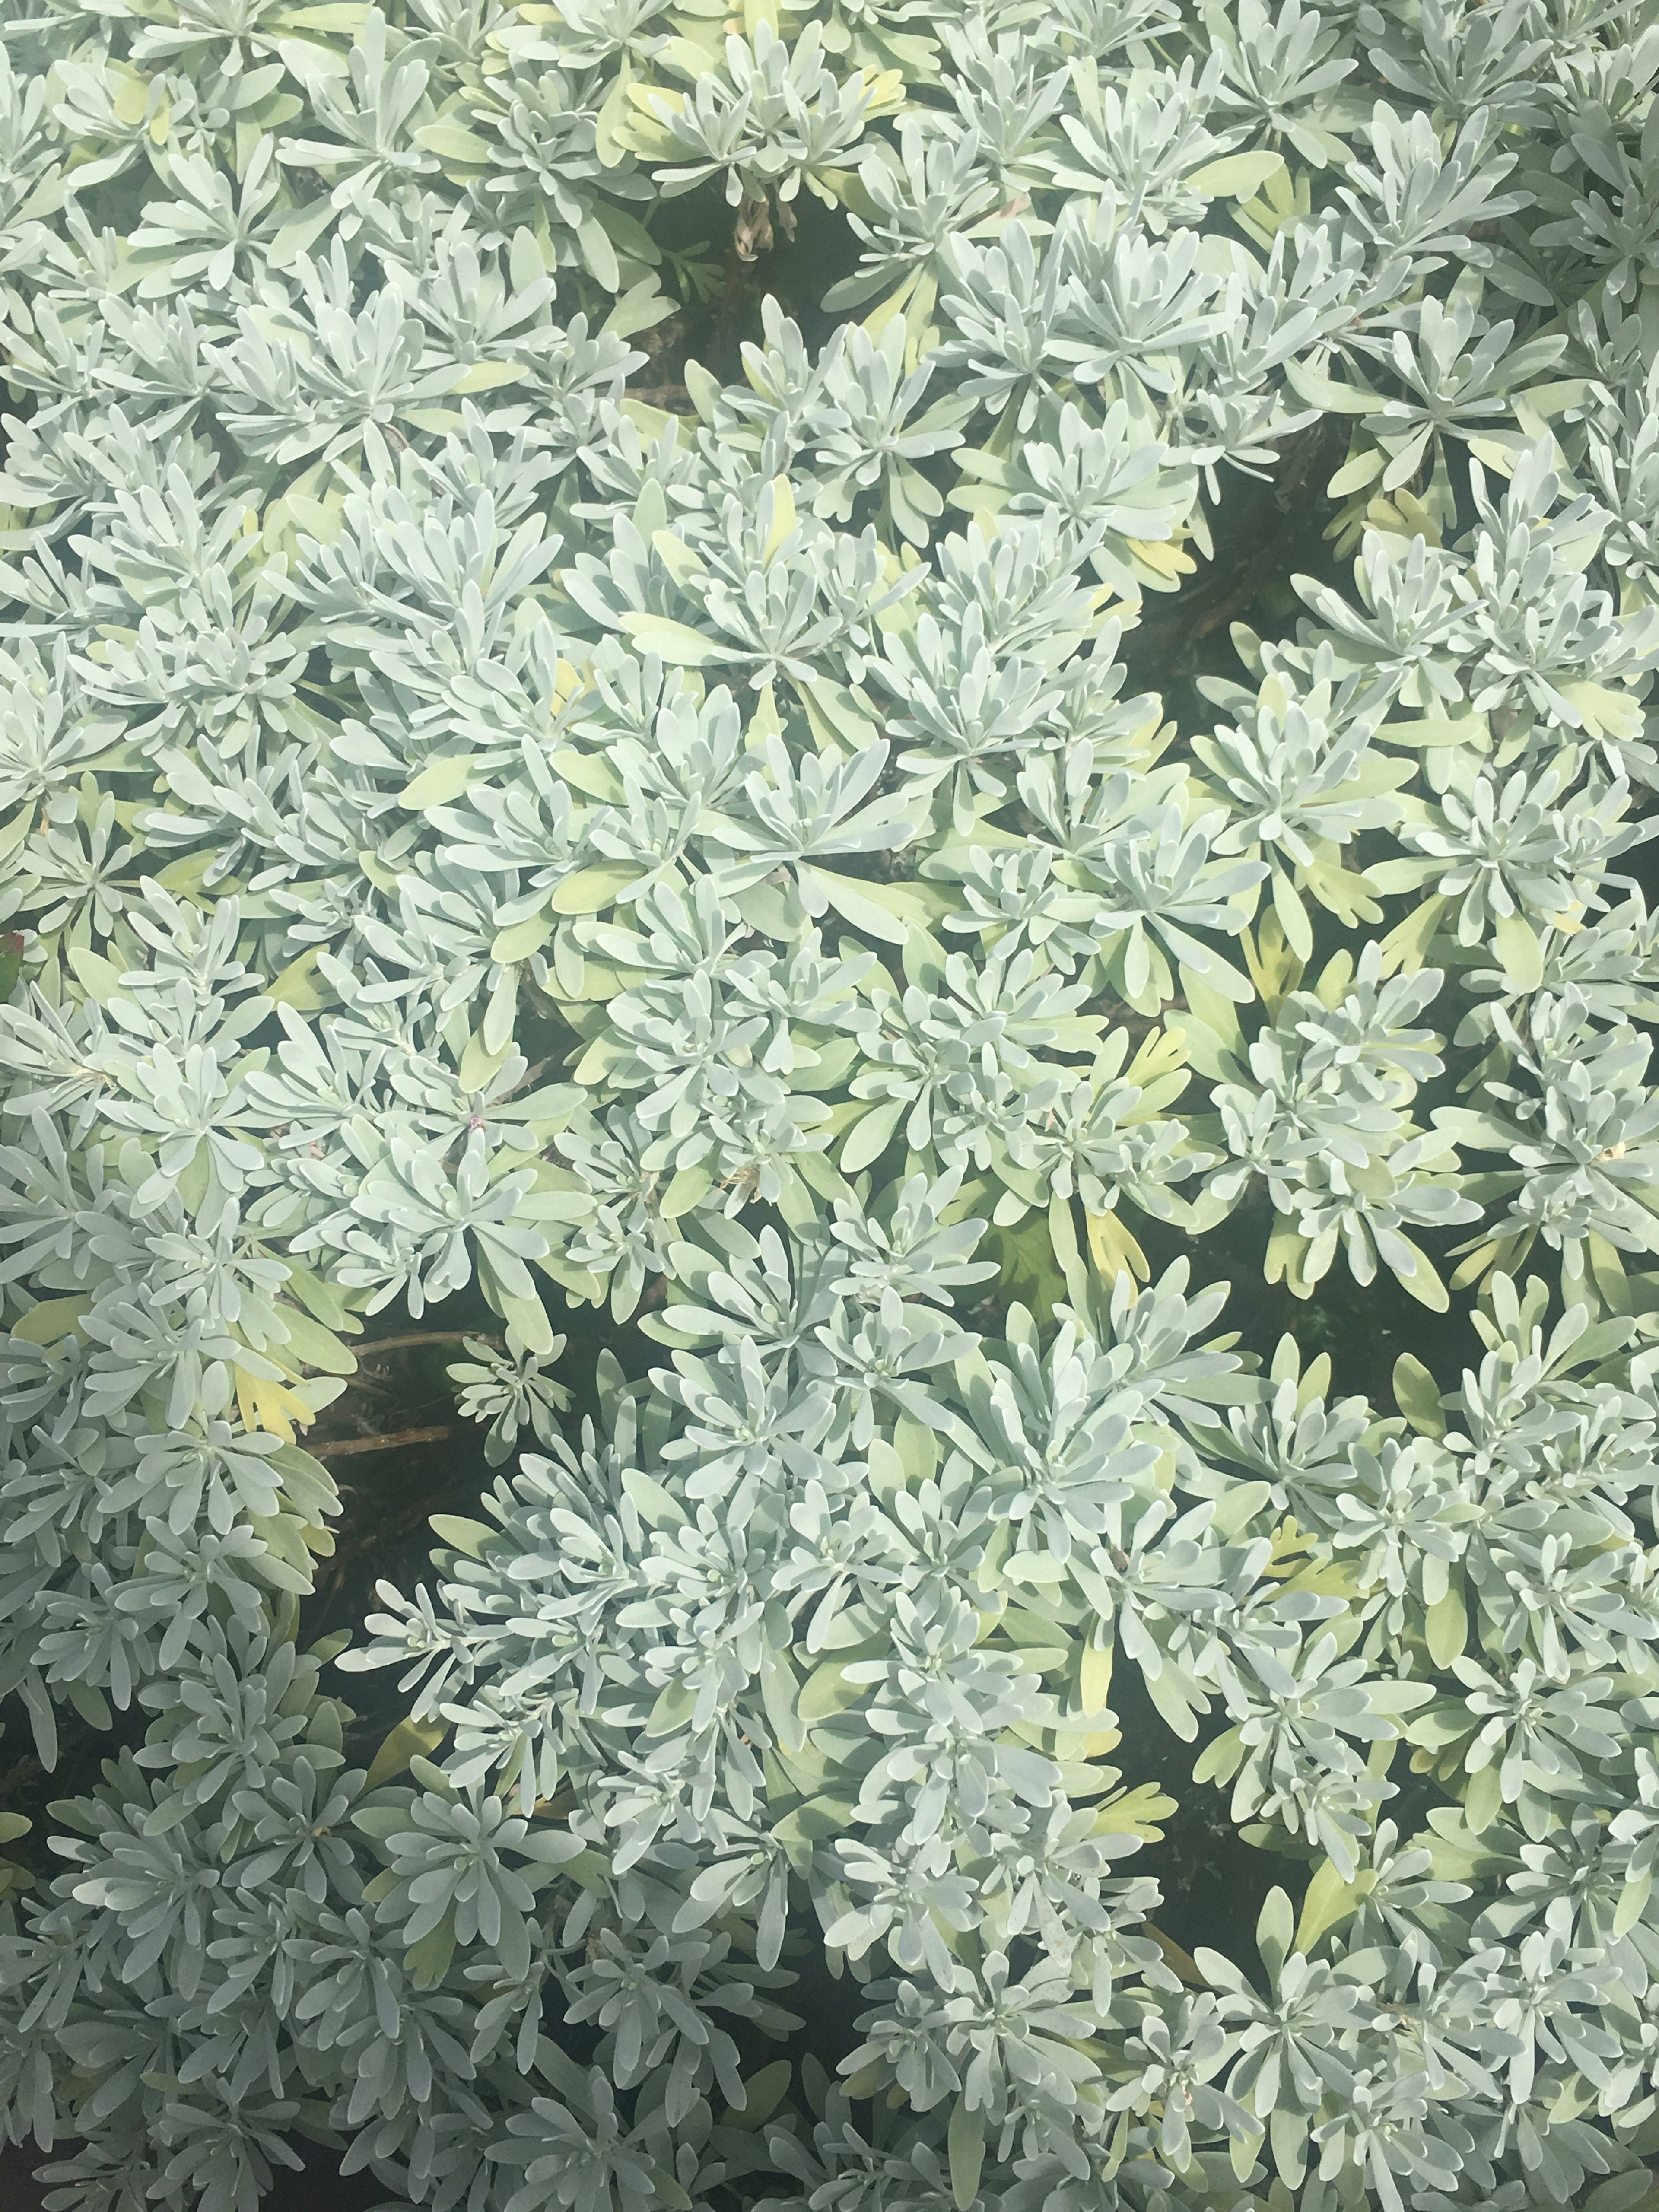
<box><xmin>11</xmin><ymin>0</ymin><xmax>1659</xmax><ymax>2207</ymax></box>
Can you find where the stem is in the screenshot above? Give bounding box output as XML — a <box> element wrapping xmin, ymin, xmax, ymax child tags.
<box><xmin>309</xmin><ymin>1425</ymin><xmax>456</xmax><ymax>1458</ymax></box>
<box><xmin>354</xmin><ymin>1332</ymin><xmax>503</xmax><ymax>1357</ymax></box>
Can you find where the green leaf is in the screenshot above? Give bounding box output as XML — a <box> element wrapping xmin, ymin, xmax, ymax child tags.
<box><xmin>1491</xmin><ymin>905</ymin><xmax>1545</xmax><ymax>991</ymax></box>
<box><xmin>400</xmin><ymin>755</ymin><xmax>476</xmax><ymax>810</ymax></box>
<box><xmin>404</xmin><ymin>1909</ymin><xmax>458</xmax><ymax>1989</ymax></box>
<box><xmin>1295</xmin><ymin>1857</ymin><xmax>1368</xmax><ymax>1953</ymax></box>
<box><xmin>1463</xmin><ymin>1761</ymin><xmax>1503</xmax><ymax>1834</ymax></box>
<box><xmin>10</xmin><ymin>1296</ymin><xmax>91</xmax><ymax>1345</ymax></box>
<box><xmin>948</xmin><ymin>2096</ymin><xmax>985</xmax><ymax>2212</ymax></box>
<box><xmin>622</xmin><ymin>1467</ymin><xmax>687</xmax><ymax>1530</ymax></box>
<box><xmin>429</xmin><ymin>1515</ymin><xmax>498</xmax><ymax>1557</ymax></box>
<box><xmin>1424</xmin><ymin>1586</ymin><xmax>1468</xmax><ymax>1668</ymax></box>
<box><xmin>603</xmin><ymin>276</ymin><xmax>673</xmax><ymax>338</ymax></box>
<box><xmin>840</xmin><ymin>1098</ymin><xmax>905</xmax><ymax>1173</ymax></box>
<box><xmin>772</xmin><ymin>1795</ymin><xmax>860</xmax><ymax>1877</ymax></box>
<box><xmin>1255</xmin><ymin>1885</ymin><xmax>1294</xmax><ymax>1979</ymax></box>
<box><xmin>266</xmin><ymin>946</ymin><xmax>332</xmax><ymax>1011</ymax></box>
<box><xmin>492</xmin><ymin>909</ymin><xmax>554</xmax><ymax>963</ymax></box>
<box><xmin>806</xmin><ymin>866</ymin><xmax>915</xmax><ymax>947</ymax></box>
<box><xmin>1283</xmin><ymin>357</ymin><xmax>1384</xmax><ymax>414</ymax></box>
<box><xmin>550</xmin><ymin>862</ymin><xmax>642</xmax><ymax>914</ymax></box>
<box><xmin>1392</xmin><ymin>1352</ymin><xmax>1445</xmax><ymax>1438</ymax></box>
<box><xmin>722</xmin><ymin>2059</ymin><xmax>792</xmax><ymax>2132</ymax></box>
<box><xmin>662</xmin><ymin>1165</ymin><xmax>713</xmax><ymax>1217</ymax></box>
<box><xmin>413</xmin><ymin>121</ymin><xmax>494</xmax><ymax>163</ymax></box>
<box><xmin>365</xmin><ymin>1717</ymin><xmax>446</xmax><ymax>1790</ymax></box>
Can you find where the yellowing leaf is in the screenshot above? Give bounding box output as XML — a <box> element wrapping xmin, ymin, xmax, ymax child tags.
<box><xmin>1126</xmin><ymin>535</ymin><xmax>1197</xmax><ymax>579</ymax></box>
<box><xmin>445</xmin><ymin>359</ymin><xmax>524</xmax><ymax>394</ymax></box>
<box><xmin>1094</xmin><ymin>1783</ymin><xmax>1178</xmax><ymax>1843</ymax></box>
<box><xmin>1080</xmin><ymin>1639</ymin><xmax>1114</xmax><ymax>1716</ymax></box>
<box><xmin>762</xmin><ymin>476</ymin><xmax>796</xmax><ymax>563</ymax></box>
<box><xmin>616</xmin><ymin>611</ymin><xmax>721</xmax><ymax>665</ymax></box>
<box><xmin>235</xmin><ymin>1365</ymin><xmax>315</xmax><ymax>1444</ymax></box>
<box><xmin>111</xmin><ymin>73</ymin><xmax>150</xmax><ymax>125</ymax></box>
<box><xmin>1187</xmin><ymin>150</ymin><xmax>1287</xmax><ymax>199</ymax></box>
<box><xmin>1085</xmin><ymin>1205</ymin><xmax>1147</xmax><ymax>1284</ymax></box>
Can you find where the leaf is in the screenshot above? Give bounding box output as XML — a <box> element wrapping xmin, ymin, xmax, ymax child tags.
<box><xmin>1187</xmin><ymin>151</ymin><xmax>1286</xmax><ymax>199</ymax></box>
<box><xmin>594</xmin><ymin>60</ymin><xmax>633</xmax><ymax>166</ymax></box>
<box><xmin>1558</xmin><ymin>679</ymin><xmax>1644</xmax><ymax>744</ymax></box>
<box><xmin>399</xmin><ymin>754</ymin><xmax>476</xmax><ymax>810</ymax></box>
<box><xmin>446</xmin><ymin>360</ymin><xmax>524</xmax><ymax>394</ymax></box>
<box><xmin>1093</xmin><ymin>1781</ymin><xmax>1176</xmax><ymax>1840</ymax></box>
<box><xmin>1047</xmin><ymin>1191</ymin><xmax>1091</xmax><ymax>1309</ymax></box>
<box><xmin>603</xmin><ymin>277</ymin><xmax>672</xmax><ymax>339</ymax></box>
<box><xmin>1284</xmin><ymin>358</ymin><xmax>1383</xmax><ymax>415</ymax></box>
<box><xmin>796</xmin><ymin>1659</ymin><xmax>862</xmax><ymax>1722</ymax></box>
<box><xmin>621</xmin><ymin>1467</ymin><xmax>687</xmax><ymax>1530</ymax></box>
<box><xmin>948</xmin><ymin>2096</ymin><xmax>985</xmax><ymax>2212</ymax></box>
<box><xmin>413</xmin><ymin>121</ymin><xmax>494</xmax><ymax>163</ymax></box>
<box><xmin>1085</xmin><ymin>1205</ymin><xmax>1147</xmax><ymax>1285</ymax></box>
<box><xmin>1144</xmin><ymin>1923</ymin><xmax>1208</xmax><ymax>1986</ymax></box>
<box><xmin>1491</xmin><ymin>905</ymin><xmax>1544</xmax><ymax>992</ymax></box>
<box><xmin>429</xmin><ymin>1515</ymin><xmax>498</xmax><ymax>1557</ymax></box>
<box><xmin>1255</xmin><ymin>1885</ymin><xmax>1294</xmax><ymax>1979</ymax></box>
<box><xmin>492</xmin><ymin>910</ymin><xmax>554</xmax><ymax>963</ymax></box>
<box><xmin>1295</xmin><ymin>1857</ymin><xmax>1368</xmax><ymax>1953</ymax></box>
<box><xmin>10</xmin><ymin>1297</ymin><xmax>91</xmax><ymax>1345</ymax></box>
<box><xmin>273</xmin><ymin>2</ymin><xmax>369</xmax><ymax>22</ymax></box>
<box><xmin>458</xmin><ymin>1025</ymin><xmax>513</xmax><ymax>1091</ymax></box>
<box><xmin>806</xmin><ymin>867</ymin><xmax>915</xmax><ymax>947</ymax></box>
<box><xmin>235</xmin><ymin>1366</ymin><xmax>315</xmax><ymax>1445</ymax></box>
<box><xmin>722</xmin><ymin>2059</ymin><xmax>791</xmax><ymax>2132</ymax></box>
<box><xmin>404</xmin><ymin>1909</ymin><xmax>457</xmax><ymax>1989</ymax></box>
<box><xmin>266</xmin><ymin>946</ymin><xmax>332</xmax><ymax>1011</ymax></box>
<box><xmin>550</xmin><ymin>862</ymin><xmax>642</xmax><ymax>914</ymax></box>
<box><xmin>365</xmin><ymin>1716</ymin><xmax>447</xmax><ymax>1790</ymax></box>
<box><xmin>277</xmin><ymin>1305</ymin><xmax>358</xmax><ymax>1377</ymax></box>
<box><xmin>1377</xmin><ymin>893</ymin><xmax>1449</xmax><ymax>978</ymax></box>
<box><xmin>772</xmin><ymin>1794</ymin><xmax>860</xmax><ymax>1875</ymax></box>
<box><xmin>1079</xmin><ymin>1640</ymin><xmax>1114</xmax><ymax>1716</ymax></box>
<box><xmin>840</xmin><ymin>1098</ymin><xmax>904</xmax><ymax>1173</ymax></box>
<box><xmin>616</xmin><ymin>613</ymin><xmax>723</xmax><ymax>665</ymax></box>
<box><xmin>1463</xmin><ymin>1761</ymin><xmax>1503</xmax><ymax>1834</ymax></box>
<box><xmin>1392</xmin><ymin>1352</ymin><xmax>1445</xmax><ymax>1438</ymax></box>
<box><xmin>1424</xmin><ymin>1586</ymin><xmax>1467</xmax><ymax>1668</ymax></box>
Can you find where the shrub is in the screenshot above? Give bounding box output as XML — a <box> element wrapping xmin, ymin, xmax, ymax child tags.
<box><xmin>6</xmin><ymin>1</ymin><xmax>1659</xmax><ymax>2209</ymax></box>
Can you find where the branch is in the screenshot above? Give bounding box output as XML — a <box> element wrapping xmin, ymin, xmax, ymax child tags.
<box><xmin>309</xmin><ymin>1425</ymin><xmax>456</xmax><ymax>1458</ymax></box>
<box><xmin>354</xmin><ymin>1332</ymin><xmax>503</xmax><ymax>1358</ymax></box>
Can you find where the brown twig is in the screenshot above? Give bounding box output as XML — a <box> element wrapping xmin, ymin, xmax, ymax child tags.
<box><xmin>355</xmin><ymin>1332</ymin><xmax>502</xmax><ymax>1357</ymax></box>
<box><xmin>309</xmin><ymin>1425</ymin><xmax>456</xmax><ymax>1458</ymax></box>
<box><xmin>626</xmin><ymin>380</ymin><xmax>693</xmax><ymax>411</ymax></box>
